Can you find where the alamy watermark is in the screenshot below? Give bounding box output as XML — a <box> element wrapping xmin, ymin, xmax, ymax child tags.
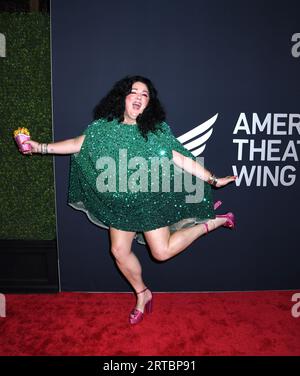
<box><xmin>291</xmin><ymin>292</ymin><xmax>300</xmax><ymax>318</ymax></box>
<box><xmin>0</xmin><ymin>293</ymin><xmax>6</xmax><ymax>318</ymax></box>
<box><xmin>0</xmin><ymin>33</ymin><xmax>6</xmax><ymax>58</ymax></box>
<box><xmin>291</xmin><ymin>33</ymin><xmax>300</xmax><ymax>58</ymax></box>
<box><xmin>94</xmin><ymin>150</ymin><xmax>205</xmax><ymax>204</ymax></box>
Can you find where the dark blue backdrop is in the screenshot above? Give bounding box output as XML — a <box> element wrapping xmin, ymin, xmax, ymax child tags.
<box><xmin>51</xmin><ymin>0</ymin><xmax>300</xmax><ymax>291</ymax></box>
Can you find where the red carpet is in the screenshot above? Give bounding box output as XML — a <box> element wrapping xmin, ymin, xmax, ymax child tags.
<box><xmin>0</xmin><ymin>291</ymin><xmax>299</xmax><ymax>356</ymax></box>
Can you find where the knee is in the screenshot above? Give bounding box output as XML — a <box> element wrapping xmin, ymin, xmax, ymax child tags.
<box><xmin>111</xmin><ymin>243</ymin><xmax>130</xmax><ymax>262</ymax></box>
<box><xmin>151</xmin><ymin>246</ymin><xmax>169</xmax><ymax>262</ymax></box>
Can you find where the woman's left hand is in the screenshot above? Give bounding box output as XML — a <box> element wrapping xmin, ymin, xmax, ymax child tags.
<box><xmin>215</xmin><ymin>175</ymin><xmax>237</xmax><ymax>188</ymax></box>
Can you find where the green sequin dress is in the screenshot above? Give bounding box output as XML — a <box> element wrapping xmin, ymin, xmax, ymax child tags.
<box><xmin>68</xmin><ymin>118</ymin><xmax>215</xmax><ymax>245</ymax></box>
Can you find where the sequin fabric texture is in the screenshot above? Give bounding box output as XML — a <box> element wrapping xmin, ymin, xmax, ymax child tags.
<box><xmin>68</xmin><ymin>118</ymin><xmax>215</xmax><ymax>245</ymax></box>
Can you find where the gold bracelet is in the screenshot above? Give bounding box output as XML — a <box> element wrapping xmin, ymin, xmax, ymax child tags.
<box><xmin>207</xmin><ymin>174</ymin><xmax>218</xmax><ymax>186</ymax></box>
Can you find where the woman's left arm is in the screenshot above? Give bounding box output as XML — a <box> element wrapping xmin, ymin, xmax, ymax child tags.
<box><xmin>172</xmin><ymin>149</ymin><xmax>237</xmax><ymax>188</ymax></box>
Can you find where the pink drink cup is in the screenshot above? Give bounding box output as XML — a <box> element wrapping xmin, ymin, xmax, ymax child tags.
<box><xmin>15</xmin><ymin>134</ymin><xmax>32</xmax><ymax>152</ymax></box>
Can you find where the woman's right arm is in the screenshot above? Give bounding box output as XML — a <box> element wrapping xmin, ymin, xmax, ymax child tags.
<box><xmin>23</xmin><ymin>135</ymin><xmax>85</xmax><ymax>155</ymax></box>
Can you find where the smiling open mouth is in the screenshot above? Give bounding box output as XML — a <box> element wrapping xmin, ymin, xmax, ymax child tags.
<box><xmin>132</xmin><ymin>102</ymin><xmax>141</xmax><ymax>110</ymax></box>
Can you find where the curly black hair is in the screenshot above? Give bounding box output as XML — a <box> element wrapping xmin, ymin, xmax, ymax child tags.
<box><xmin>93</xmin><ymin>75</ymin><xmax>166</xmax><ymax>139</ymax></box>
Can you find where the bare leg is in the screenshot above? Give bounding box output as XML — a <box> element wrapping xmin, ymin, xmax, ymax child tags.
<box><xmin>109</xmin><ymin>227</ymin><xmax>152</xmax><ymax>312</ymax></box>
<box><xmin>144</xmin><ymin>216</ymin><xmax>227</xmax><ymax>261</ymax></box>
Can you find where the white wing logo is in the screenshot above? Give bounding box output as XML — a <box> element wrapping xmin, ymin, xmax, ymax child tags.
<box><xmin>176</xmin><ymin>113</ymin><xmax>218</xmax><ymax>156</ymax></box>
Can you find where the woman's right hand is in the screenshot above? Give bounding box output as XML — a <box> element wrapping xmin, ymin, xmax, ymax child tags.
<box><xmin>21</xmin><ymin>140</ymin><xmax>41</xmax><ymax>154</ymax></box>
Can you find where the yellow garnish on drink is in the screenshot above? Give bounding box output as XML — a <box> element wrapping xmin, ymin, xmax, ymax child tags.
<box><xmin>13</xmin><ymin>127</ymin><xmax>30</xmax><ymax>137</ymax></box>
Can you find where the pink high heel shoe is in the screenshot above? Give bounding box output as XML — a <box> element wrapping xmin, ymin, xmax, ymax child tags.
<box><xmin>214</xmin><ymin>200</ymin><xmax>235</xmax><ymax>228</ymax></box>
<box><xmin>202</xmin><ymin>200</ymin><xmax>235</xmax><ymax>233</ymax></box>
<box><xmin>129</xmin><ymin>287</ymin><xmax>153</xmax><ymax>325</ymax></box>
<box><xmin>215</xmin><ymin>212</ymin><xmax>235</xmax><ymax>229</ymax></box>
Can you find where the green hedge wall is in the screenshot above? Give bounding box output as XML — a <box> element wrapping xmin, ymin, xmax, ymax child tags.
<box><xmin>0</xmin><ymin>13</ymin><xmax>56</xmax><ymax>240</ymax></box>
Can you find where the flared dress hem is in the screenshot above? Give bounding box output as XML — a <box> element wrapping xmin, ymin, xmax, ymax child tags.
<box><xmin>68</xmin><ymin>201</ymin><xmax>216</xmax><ymax>246</ymax></box>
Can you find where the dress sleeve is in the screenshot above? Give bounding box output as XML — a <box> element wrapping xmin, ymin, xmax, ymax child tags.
<box><xmin>68</xmin><ymin>121</ymin><xmax>98</xmax><ymax>203</ymax></box>
<box><xmin>72</xmin><ymin>119</ymin><xmax>99</xmax><ymax>158</ymax></box>
<box><xmin>158</xmin><ymin>121</ymin><xmax>201</xmax><ymax>163</ymax></box>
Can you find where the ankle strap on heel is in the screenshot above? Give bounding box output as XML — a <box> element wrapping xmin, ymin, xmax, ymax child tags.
<box><xmin>203</xmin><ymin>222</ymin><xmax>209</xmax><ymax>234</ymax></box>
<box><xmin>136</xmin><ymin>287</ymin><xmax>148</xmax><ymax>295</ymax></box>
